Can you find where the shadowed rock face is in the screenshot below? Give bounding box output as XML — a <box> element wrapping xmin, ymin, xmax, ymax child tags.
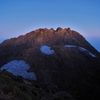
<box><xmin>0</xmin><ymin>27</ymin><xmax>100</xmax><ymax>100</ymax></box>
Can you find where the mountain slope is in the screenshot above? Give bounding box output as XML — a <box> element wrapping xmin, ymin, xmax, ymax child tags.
<box><xmin>0</xmin><ymin>27</ymin><xmax>100</xmax><ymax>100</ymax></box>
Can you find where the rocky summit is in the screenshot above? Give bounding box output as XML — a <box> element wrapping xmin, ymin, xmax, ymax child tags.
<box><xmin>0</xmin><ymin>27</ymin><xmax>100</xmax><ymax>100</ymax></box>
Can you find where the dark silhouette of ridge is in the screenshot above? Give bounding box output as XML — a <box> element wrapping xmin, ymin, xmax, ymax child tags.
<box><xmin>0</xmin><ymin>27</ymin><xmax>100</xmax><ymax>100</ymax></box>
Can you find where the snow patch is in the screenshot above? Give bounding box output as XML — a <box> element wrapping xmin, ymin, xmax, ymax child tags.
<box><xmin>65</xmin><ymin>45</ymin><xmax>96</xmax><ymax>57</ymax></box>
<box><xmin>78</xmin><ymin>47</ymin><xmax>96</xmax><ymax>57</ymax></box>
<box><xmin>40</xmin><ymin>45</ymin><xmax>54</xmax><ymax>55</ymax></box>
<box><xmin>88</xmin><ymin>52</ymin><xmax>97</xmax><ymax>58</ymax></box>
<box><xmin>65</xmin><ymin>45</ymin><xmax>76</xmax><ymax>48</ymax></box>
<box><xmin>78</xmin><ymin>47</ymin><xmax>87</xmax><ymax>52</ymax></box>
<box><xmin>0</xmin><ymin>60</ymin><xmax>37</xmax><ymax>80</ymax></box>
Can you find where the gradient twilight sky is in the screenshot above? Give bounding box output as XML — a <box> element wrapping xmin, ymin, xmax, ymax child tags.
<box><xmin>0</xmin><ymin>0</ymin><xmax>100</xmax><ymax>51</ymax></box>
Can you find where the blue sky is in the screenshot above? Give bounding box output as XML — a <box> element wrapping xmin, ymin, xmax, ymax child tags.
<box><xmin>0</xmin><ymin>0</ymin><xmax>100</xmax><ymax>51</ymax></box>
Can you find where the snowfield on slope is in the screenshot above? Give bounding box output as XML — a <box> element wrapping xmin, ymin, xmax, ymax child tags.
<box><xmin>65</xmin><ymin>45</ymin><xmax>96</xmax><ymax>57</ymax></box>
<box><xmin>40</xmin><ymin>45</ymin><xmax>54</xmax><ymax>55</ymax></box>
<box><xmin>65</xmin><ymin>45</ymin><xmax>76</xmax><ymax>48</ymax></box>
<box><xmin>40</xmin><ymin>45</ymin><xmax>96</xmax><ymax>57</ymax></box>
<box><xmin>0</xmin><ymin>60</ymin><xmax>37</xmax><ymax>80</ymax></box>
<box><xmin>78</xmin><ymin>47</ymin><xmax>96</xmax><ymax>57</ymax></box>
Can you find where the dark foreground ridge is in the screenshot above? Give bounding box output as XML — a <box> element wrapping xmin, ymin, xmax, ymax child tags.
<box><xmin>0</xmin><ymin>27</ymin><xmax>100</xmax><ymax>100</ymax></box>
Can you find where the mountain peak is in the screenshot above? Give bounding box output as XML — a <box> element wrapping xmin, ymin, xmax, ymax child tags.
<box><xmin>0</xmin><ymin>27</ymin><xmax>100</xmax><ymax>100</ymax></box>
<box><xmin>1</xmin><ymin>27</ymin><xmax>98</xmax><ymax>55</ymax></box>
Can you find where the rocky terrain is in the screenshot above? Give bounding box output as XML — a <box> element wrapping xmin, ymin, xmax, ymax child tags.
<box><xmin>0</xmin><ymin>27</ymin><xmax>100</xmax><ymax>100</ymax></box>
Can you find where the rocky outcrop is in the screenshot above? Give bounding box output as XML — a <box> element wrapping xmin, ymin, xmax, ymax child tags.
<box><xmin>0</xmin><ymin>27</ymin><xmax>100</xmax><ymax>100</ymax></box>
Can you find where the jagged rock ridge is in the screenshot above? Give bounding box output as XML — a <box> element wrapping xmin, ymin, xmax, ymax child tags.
<box><xmin>0</xmin><ymin>27</ymin><xmax>100</xmax><ymax>100</ymax></box>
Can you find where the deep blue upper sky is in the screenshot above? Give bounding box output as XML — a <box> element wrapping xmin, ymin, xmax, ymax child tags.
<box><xmin>0</xmin><ymin>0</ymin><xmax>100</xmax><ymax>51</ymax></box>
